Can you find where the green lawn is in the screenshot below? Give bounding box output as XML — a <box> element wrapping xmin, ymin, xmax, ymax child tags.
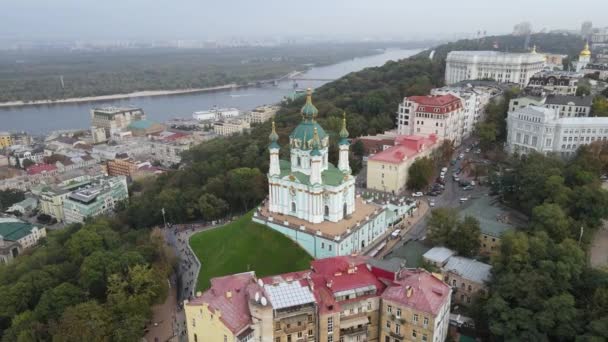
<box><xmin>190</xmin><ymin>212</ymin><xmax>313</xmax><ymax>291</ymax></box>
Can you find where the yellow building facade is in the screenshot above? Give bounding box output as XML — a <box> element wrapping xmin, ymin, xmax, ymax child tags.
<box><xmin>185</xmin><ymin>302</ymin><xmax>237</xmax><ymax>342</ymax></box>
<box><xmin>0</xmin><ymin>133</ymin><xmax>13</xmax><ymax>148</ymax></box>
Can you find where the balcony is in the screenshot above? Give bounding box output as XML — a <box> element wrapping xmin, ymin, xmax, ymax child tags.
<box><xmin>341</xmin><ymin>325</ymin><xmax>368</xmax><ymax>337</ymax></box>
<box><xmin>283</xmin><ymin>323</ymin><xmax>308</xmax><ymax>334</ymax></box>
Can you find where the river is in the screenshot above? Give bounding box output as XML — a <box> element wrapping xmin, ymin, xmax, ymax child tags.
<box><xmin>0</xmin><ymin>48</ymin><xmax>421</xmax><ymax>135</ymax></box>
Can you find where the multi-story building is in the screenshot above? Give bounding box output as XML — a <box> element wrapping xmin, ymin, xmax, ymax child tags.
<box><xmin>380</xmin><ymin>269</ymin><xmax>451</xmax><ymax>342</ymax></box>
<box><xmin>423</xmin><ymin>247</ymin><xmax>492</xmax><ymax>305</ymax></box>
<box><xmin>576</xmin><ymin>43</ymin><xmax>592</xmax><ymax>72</ymax></box>
<box><xmin>62</xmin><ymin>176</ymin><xmax>129</xmax><ymax>223</ymax></box>
<box><xmin>248</xmin><ymin>105</ymin><xmax>279</xmax><ymax>124</ymax></box>
<box><xmin>38</xmin><ymin>175</ymin><xmax>99</xmax><ymax>222</ymax></box>
<box><xmin>582</xmin><ymin>63</ymin><xmax>608</xmax><ymax>80</ymax></box>
<box><xmin>254</xmin><ymin>92</ymin><xmax>415</xmax><ymax>258</ymax></box>
<box><xmin>397</xmin><ymin>94</ymin><xmax>465</xmax><ymax>145</ymax></box>
<box><xmin>543</xmin><ymin>53</ymin><xmax>567</xmax><ymax>70</ymax></box>
<box><xmin>430</xmin><ymin>84</ymin><xmax>497</xmax><ymax>140</ymax></box>
<box><xmin>193</xmin><ymin>107</ymin><xmax>240</xmax><ymax>121</ymax></box>
<box><xmin>367</xmin><ymin>135</ymin><xmax>440</xmax><ymax>194</ymax></box>
<box><xmin>525</xmin><ymin>71</ymin><xmax>582</xmax><ymax>95</ymax></box>
<box><xmin>0</xmin><ymin>218</ymin><xmax>46</xmax><ymax>264</ymax></box>
<box><xmin>213</xmin><ymin>118</ymin><xmax>251</xmax><ymax>136</ymax></box>
<box><xmin>445</xmin><ymin>51</ymin><xmax>545</xmax><ymax>87</ymax></box>
<box><xmin>509</xmin><ymin>94</ymin><xmax>592</xmax><ymax>117</ymax></box>
<box><xmin>148</xmin><ymin>140</ymin><xmax>191</xmax><ymax>165</ymax></box>
<box><xmin>107</xmin><ymin>158</ymin><xmax>140</xmax><ymax>178</ymax></box>
<box><xmin>90</xmin><ymin>106</ymin><xmax>145</xmax><ymax>143</ymax></box>
<box><xmin>506</xmin><ymin>105</ymin><xmax>608</xmax><ymax>157</ymax></box>
<box><xmin>544</xmin><ymin>95</ymin><xmax>593</xmax><ymax>117</ymax></box>
<box><xmin>0</xmin><ymin>132</ymin><xmax>13</xmax><ymax>148</ymax></box>
<box><xmin>312</xmin><ymin>256</ymin><xmax>386</xmax><ymax>342</ymax></box>
<box><xmin>184</xmin><ymin>256</ymin><xmax>451</xmax><ymax>342</ymax></box>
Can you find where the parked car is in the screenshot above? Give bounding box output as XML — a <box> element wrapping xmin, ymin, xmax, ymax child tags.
<box><xmin>453</xmin><ymin>176</ymin><xmax>460</xmax><ymax>182</ymax></box>
<box><xmin>463</xmin><ymin>185</ymin><xmax>474</xmax><ymax>191</ymax></box>
<box><xmin>465</xmin><ymin>148</ymin><xmax>470</xmax><ymax>153</ymax></box>
<box><xmin>458</xmin><ymin>153</ymin><xmax>464</xmax><ymax>159</ymax></box>
<box><xmin>430</xmin><ymin>201</ymin><xmax>436</xmax><ymax>207</ymax></box>
<box><xmin>459</xmin><ymin>197</ymin><xmax>469</xmax><ymax>203</ymax></box>
<box><xmin>413</xmin><ymin>192</ymin><xmax>423</xmax><ymax>197</ymax></box>
<box><xmin>441</xmin><ymin>167</ymin><xmax>448</xmax><ymax>172</ymax></box>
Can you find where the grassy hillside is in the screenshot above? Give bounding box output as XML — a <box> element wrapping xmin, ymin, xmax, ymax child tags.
<box><xmin>190</xmin><ymin>212</ymin><xmax>312</xmax><ymax>291</ymax></box>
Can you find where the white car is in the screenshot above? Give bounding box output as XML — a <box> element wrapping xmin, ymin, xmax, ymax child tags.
<box><xmin>465</xmin><ymin>148</ymin><xmax>470</xmax><ymax>153</ymax></box>
<box><xmin>441</xmin><ymin>167</ymin><xmax>448</xmax><ymax>172</ymax></box>
<box><xmin>430</xmin><ymin>201</ymin><xmax>436</xmax><ymax>207</ymax></box>
<box><xmin>459</xmin><ymin>197</ymin><xmax>469</xmax><ymax>203</ymax></box>
<box><xmin>413</xmin><ymin>192</ymin><xmax>423</xmax><ymax>197</ymax></box>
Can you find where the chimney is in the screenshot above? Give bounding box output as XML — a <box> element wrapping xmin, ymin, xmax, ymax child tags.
<box><xmin>226</xmin><ymin>291</ymin><xmax>232</xmax><ymax>299</ymax></box>
<box><xmin>327</xmin><ymin>280</ymin><xmax>333</xmax><ymax>288</ymax></box>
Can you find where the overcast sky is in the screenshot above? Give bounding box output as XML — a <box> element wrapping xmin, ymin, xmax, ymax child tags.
<box><xmin>1</xmin><ymin>0</ymin><xmax>607</xmax><ymax>41</ymax></box>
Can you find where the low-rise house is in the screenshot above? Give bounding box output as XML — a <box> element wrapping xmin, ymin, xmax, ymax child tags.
<box><xmin>5</xmin><ymin>197</ymin><xmax>38</xmax><ymax>215</ymax></box>
<box><xmin>443</xmin><ymin>256</ymin><xmax>491</xmax><ymax>305</ymax></box>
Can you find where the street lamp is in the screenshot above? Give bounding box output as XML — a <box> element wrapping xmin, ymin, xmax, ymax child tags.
<box><xmin>161</xmin><ymin>207</ymin><xmax>167</xmax><ymax>229</ymax></box>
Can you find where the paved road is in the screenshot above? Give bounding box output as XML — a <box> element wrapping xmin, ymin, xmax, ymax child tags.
<box><xmin>383</xmin><ymin>142</ymin><xmax>490</xmax><ymax>256</ymax></box>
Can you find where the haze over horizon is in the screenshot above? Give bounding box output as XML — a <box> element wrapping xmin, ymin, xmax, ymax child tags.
<box><xmin>1</xmin><ymin>0</ymin><xmax>607</xmax><ymax>42</ymax></box>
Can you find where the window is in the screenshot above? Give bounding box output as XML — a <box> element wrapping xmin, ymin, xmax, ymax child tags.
<box><xmin>468</xmin><ymin>285</ymin><xmax>472</xmax><ymax>292</ymax></box>
<box><xmin>287</xmin><ymin>335</ymin><xmax>292</xmax><ymax>342</ymax></box>
<box><xmin>194</xmin><ymin>334</ymin><xmax>198</xmax><ymax>342</ymax></box>
<box><xmin>224</xmin><ymin>336</ymin><xmax>227</xmax><ymax>342</ymax></box>
<box><xmin>309</xmin><ymin>329</ymin><xmax>313</xmax><ymax>336</ymax></box>
<box><xmin>423</xmin><ymin>317</ymin><xmax>429</xmax><ymax>327</ymax></box>
<box><xmin>386</xmin><ymin>321</ymin><xmax>391</xmax><ymax>329</ymax></box>
<box><xmin>275</xmin><ymin>322</ymin><xmax>280</xmax><ymax>330</ymax></box>
<box><xmin>298</xmin><ymin>332</ymin><xmax>303</xmax><ymax>338</ymax></box>
<box><xmin>328</xmin><ymin>317</ymin><xmax>333</xmax><ymax>333</ymax></box>
<box><xmin>192</xmin><ymin>318</ymin><xmax>196</xmax><ymax>327</ymax></box>
<box><xmin>413</xmin><ymin>314</ymin><xmax>418</xmax><ymax>323</ymax></box>
<box><xmin>396</xmin><ymin>308</ymin><xmax>401</xmax><ymax>317</ymax></box>
<box><xmin>422</xmin><ymin>334</ymin><xmax>428</xmax><ymax>341</ymax></box>
<box><xmin>413</xmin><ymin>330</ymin><xmax>417</xmax><ymax>338</ymax></box>
<box><xmin>275</xmin><ymin>339</ymin><xmax>280</xmax><ymax>342</ymax></box>
<box><xmin>287</xmin><ymin>324</ymin><xmax>291</xmax><ymax>329</ymax></box>
<box><xmin>387</xmin><ymin>305</ymin><xmax>392</xmax><ymax>313</ymax></box>
<box><xmin>308</xmin><ymin>315</ymin><xmax>313</xmax><ymax>323</ymax></box>
<box><xmin>396</xmin><ymin>324</ymin><xmax>401</xmax><ymax>334</ymax></box>
<box><xmin>385</xmin><ymin>337</ymin><xmax>390</xmax><ymax>342</ymax></box>
<box><xmin>328</xmin><ymin>336</ymin><xmax>333</xmax><ymax>342</ymax></box>
<box><xmin>367</xmin><ymin>302</ymin><xmax>372</xmax><ymax>311</ymax></box>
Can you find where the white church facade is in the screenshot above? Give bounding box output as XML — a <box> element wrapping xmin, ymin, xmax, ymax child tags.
<box><xmin>254</xmin><ymin>89</ymin><xmax>416</xmax><ymax>258</ymax></box>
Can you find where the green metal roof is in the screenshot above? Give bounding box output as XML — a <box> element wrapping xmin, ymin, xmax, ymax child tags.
<box><xmin>300</xmin><ymin>89</ymin><xmax>318</xmax><ymax>118</ymax></box>
<box><xmin>277</xmin><ymin>159</ymin><xmax>346</xmax><ymax>186</ymax></box>
<box><xmin>289</xmin><ymin>121</ymin><xmax>327</xmax><ymax>149</ymax></box>
<box><xmin>458</xmin><ymin>196</ymin><xmax>515</xmax><ymax>238</ymax></box>
<box><xmin>0</xmin><ymin>222</ymin><xmax>37</xmax><ymax>241</ymax></box>
<box><xmin>388</xmin><ymin>240</ymin><xmax>431</xmax><ymax>268</ymax></box>
<box><xmin>128</xmin><ymin>119</ymin><xmax>157</xmax><ymax>130</ymax></box>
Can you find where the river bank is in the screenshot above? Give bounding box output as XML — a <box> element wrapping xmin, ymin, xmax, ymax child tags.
<box><xmin>0</xmin><ymin>83</ymin><xmax>247</xmax><ymax>108</ymax></box>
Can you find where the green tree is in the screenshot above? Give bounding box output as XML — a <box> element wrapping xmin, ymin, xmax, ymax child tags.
<box><xmin>198</xmin><ymin>193</ymin><xmax>229</xmax><ymax>220</ymax></box>
<box><xmin>21</xmin><ymin>159</ymin><xmax>35</xmax><ymax>169</ymax></box>
<box><xmin>529</xmin><ymin>203</ymin><xmax>571</xmax><ymax>241</ymax></box>
<box><xmin>226</xmin><ymin>167</ymin><xmax>265</xmax><ymax>211</ymax></box>
<box><xmin>592</xmin><ymin>96</ymin><xmax>608</xmax><ymax>117</ymax></box>
<box><xmin>427</xmin><ymin>208</ymin><xmax>459</xmax><ymax>246</ymax></box>
<box><xmin>576</xmin><ymin>84</ymin><xmax>591</xmax><ymax>96</ymax></box>
<box><xmin>52</xmin><ymin>301</ymin><xmax>112</xmax><ymax>342</ymax></box>
<box><xmin>407</xmin><ymin>157</ymin><xmax>434</xmax><ymax>191</ymax></box>
<box><xmin>451</xmin><ymin>216</ymin><xmax>481</xmax><ymax>257</ymax></box>
<box><xmin>34</xmin><ymin>283</ymin><xmax>86</xmax><ymax>322</ymax></box>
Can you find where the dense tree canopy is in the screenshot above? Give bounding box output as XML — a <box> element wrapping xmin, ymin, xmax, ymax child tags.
<box><xmin>427</xmin><ymin>208</ymin><xmax>481</xmax><ymax>257</ymax></box>
<box><xmin>0</xmin><ymin>221</ymin><xmax>173</xmax><ymax>340</ymax></box>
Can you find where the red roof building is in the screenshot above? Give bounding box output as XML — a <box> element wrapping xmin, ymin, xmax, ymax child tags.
<box><xmin>366</xmin><ymin>135</ymin><xmax>440</xmax><ymax>193</ymax></box>
<box><xmin>26</xmin><ymin>163</ymin><xmax>58</xmax><ymax>176</ymax></box>
<box><xmin>397</xmin><ymin>94</ymin><xmax>465</xmax><ymax>146</ymax></box>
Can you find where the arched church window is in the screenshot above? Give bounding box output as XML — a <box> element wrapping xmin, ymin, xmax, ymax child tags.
<box><xmin>297</xmin><ymin>156</ymin><xmax>301</xmax><ymax>167</ymax></box>
<box><xmin>291</xmin><ymin>202</ymin><xmax>296</xmax><ymax>213</ymax></box>
<box><xmin>324</xmin><ymin>205</ymin><xmax>329</xmax><ymax>217</ymax></box>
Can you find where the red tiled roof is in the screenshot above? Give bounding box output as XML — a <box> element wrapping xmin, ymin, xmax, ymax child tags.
<box><xmin>310</xmin><ymin>256</ymin><xmax>388</xmax><ymax>314</ymax></box>
<box><xmin>369</xmin><ymin>135</ymin><xmax>438</xmax><ymax>164</ymax></box>
<box><xmin>382</xmin><ymin>269</ymin><xmax>450</xmax><ymax>316</ymax></box>
<box><xmin>26</xmin><ymin>163</ymin><xmax>58</xmax><ymax>175</ymax></box>
<box><xmin>163</xmin><ymin>132</ymin><xmax>189</xmax><ymax>141</ymax></box>
<box><xmin>407</xmin><ymin>94</ymin><xmax>462</xmax><ymax>114</ymax></box>
<box><xmin>187</xmin><ymin>272</ymin><xmax>255</xmax><ymax>334</ymax></box>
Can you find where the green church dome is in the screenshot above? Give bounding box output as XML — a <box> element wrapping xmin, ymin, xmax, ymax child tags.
<box><xmin>289</xmin><ymin>88</ymin><xmax>328</xmax><ymax>150</ymax></box>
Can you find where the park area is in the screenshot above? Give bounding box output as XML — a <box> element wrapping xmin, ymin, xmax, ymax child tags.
<box><xmin>189</xmin><ymin>212</ymin><xmax>313</xmax><ymax>291</ymax></box>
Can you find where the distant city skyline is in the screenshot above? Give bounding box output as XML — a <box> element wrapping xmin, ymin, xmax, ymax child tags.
<box><xmin>1</xmin><ymin>0</ymin><xmax>607</xmax><ymax>42</ymax></box>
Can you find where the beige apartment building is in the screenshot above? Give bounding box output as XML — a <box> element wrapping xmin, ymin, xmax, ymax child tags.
<box><xmin>213</xmin><ymin>118</ymin><xmax>251</xmax><ymax>136</ymax></box>
<box><xmin>367</xmin><ymin>135</ymin><xmax>439</xmax><ymax>194</ymax></box>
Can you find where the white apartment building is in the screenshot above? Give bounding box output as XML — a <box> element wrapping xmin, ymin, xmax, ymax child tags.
<box><xmin>525</xmin><ymin>71</ymin><xmax>582</xmax><ymax>96</ymax></box>
<box><xmin>509</xmin><ymin>95</ymin><xmax>593</xmax><ymax>117</ymax></box>
<box><xmin>213</xmin><ymin>118</ymin><xmax>250</xmax><ymax>136</ymax></box>
<box><xmin>431</xmin><ymin>84</ymin><xmax>496</xmax><ymax>140</ymax></box>
<box><xmin>445</xmin><ymin>51</ymin><xmax>545</xmax><ymax>87</ymax></box>
<box><xmin>397</xmin><ymin>94</ymin><xmax>465</xmax><ymax>145</ymax></box>
<box><xmin>506</xmin><ymin>105</ymin><xmax>608</xmax><ymax>157</ymax></box>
